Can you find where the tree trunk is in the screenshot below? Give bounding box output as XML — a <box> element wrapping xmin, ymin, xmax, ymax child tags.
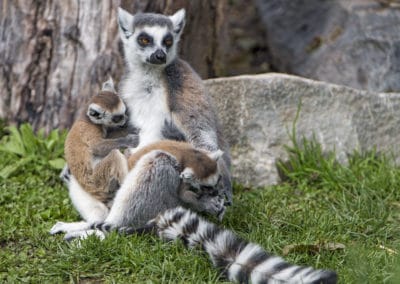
<box><xmin>0</xmin><ymin>0</ymin><xmax>229</xmax><ymax>132</ymax></box>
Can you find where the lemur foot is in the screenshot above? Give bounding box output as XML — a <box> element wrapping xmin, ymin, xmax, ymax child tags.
<box><xmin>49</xmin><ymin>221</ymin><xmax>91</xmax><ymax>235</ymax></box>
<box><xmin>50</xmin><ymin>221</ymin><xmax>68</xmax><ymax>235</ymax></box>
<box><xmin>64</xmin><ymin>229</ymin><xmax>105</xmax><ymax>242</ymax></box>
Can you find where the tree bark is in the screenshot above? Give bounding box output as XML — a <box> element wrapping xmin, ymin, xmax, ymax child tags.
<box><xmin>0</xmin><ymin>1</ymin><xmax>122</xmax><ymax>132</ymax></box>
<box><xmin>0</xmin><ymin>0</ymin><xmax>230</xmax><ymax>132</ymax></box>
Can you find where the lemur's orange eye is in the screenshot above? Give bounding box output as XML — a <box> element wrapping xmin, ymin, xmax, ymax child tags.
<box><xmin>164</xmin><ymin>39</ymin><xmax>173</xmax><ymax>47</ymax></box>
<box><xmin>140</xmin><ymin>38</ymin><xmax>150</xmax><ymax>45</ymax></box>
<box><xmin>137</xmin><ymin>33</ymin><xmax>152</xmax><ymax>47</ymax></box>
<box><xmin>163</xmin><ymin>35</ymin><xmax>173</xmax><ymax>48</ymax></box>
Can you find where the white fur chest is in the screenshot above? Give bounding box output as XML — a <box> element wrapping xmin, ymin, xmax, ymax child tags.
<box><xmin>121</xmin><ymin>72</ymin><xmax>171</xmax><ymax>147</ymax></box>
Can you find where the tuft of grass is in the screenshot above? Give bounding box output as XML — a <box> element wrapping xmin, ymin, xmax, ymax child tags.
<box><xmin>0</xmin><ymin>122</ymin><xmax>399</xmax><ymax>283</ymax></box>
<box><xmin>0</xmin><ymin>123</ymin><xmax>66</xmax><ymax>179</ymax></box>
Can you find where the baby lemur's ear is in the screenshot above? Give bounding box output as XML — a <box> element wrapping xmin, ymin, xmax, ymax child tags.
<box><xmin>102</xmin><ymin>77</ymin><xmax>116</xmax><ymax>93</ymax></box>
<box><xmin>180</xmin><ymin>167</ymin><xmax>194</xmax><ymax>183</ymax></box>
<box><xmin>169</xmin><ymin>9</ymin><xmax>185</xmax><ymax>37</ymax></box>
<box><xmin>208</xmin><ymin>149</ymin><xmax>224</xmax><ymax>162</ymax></box>
<box><xmin>118</xmin><ymin>7</ymin><xmax>135</xmax><ymax>41</ymax></box>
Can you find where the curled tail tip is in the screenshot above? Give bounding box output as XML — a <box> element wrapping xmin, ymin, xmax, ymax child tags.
<box><xmin>247</xmin><ymin>267</ymin><xmax>338</xmax><ymax>284</ymax></box>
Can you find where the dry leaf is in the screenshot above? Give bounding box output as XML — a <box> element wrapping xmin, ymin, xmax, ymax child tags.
<box><xmin>282</xmin><ymin>242</ymin><xmax>345</xmax><ymax>256</ymax></box>
<box><xmin>378</xmin><ymin>245</ymin><xmax>398</xmax><ymax>255</ymax></box>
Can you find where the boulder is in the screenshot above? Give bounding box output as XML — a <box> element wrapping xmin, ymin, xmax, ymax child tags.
<box><xmin>254</xmin><ymin>0</ymin><xmax>400</xmax><ymax>92</ymax></box>
<box><xmin>205</xmin><ymin>73</ymin><xmax>400</xmax><ymax>187</ymax></box>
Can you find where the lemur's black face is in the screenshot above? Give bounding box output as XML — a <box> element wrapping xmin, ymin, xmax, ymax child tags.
<box><xmin>118</xmin><ymin>8</ymin><xmax>186</xmax><ymax>67</ymax></box>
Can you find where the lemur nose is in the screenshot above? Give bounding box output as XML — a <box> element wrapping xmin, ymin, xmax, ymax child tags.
<box><xmin>150</xmin><ymin>49</ymin><xmax>166</xmax><ymax>64</ymax></box>
<box><xmin>112</xmin><ymin>115</ymin><xmax>124</xmax><ymax>123</ymax></box>
<box><xmin>156</xmin><ymin>50</ymin><xmax>166</xmax><ymax>60</ymax></box>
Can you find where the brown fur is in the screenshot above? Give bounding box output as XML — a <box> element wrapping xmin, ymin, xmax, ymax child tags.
<box><xmin>65</xmin><ymin>92</ymin><xmax>131</xmax><ymax>204</ymax></box>
<box><xmin>91</xmin><ymin>91</ymin><xmax>124</xmax><ymax>114</ymax></box>
<box><xmin>127</xmin><ymin>140</ymin><xmax>217</xmax><ymax>179</ymax></box>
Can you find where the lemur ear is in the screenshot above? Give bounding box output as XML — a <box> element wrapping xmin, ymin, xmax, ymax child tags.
<box><xmin>208</xmin><ymin>149</ymin><xmax>224</xmax><ymax>162</ymax></box>
<box><xmin>101</xmin><ymin>77</ymin><xmax>116</xmax><ymax>93</ymax></box>
<box><xmin>118</xmin><ymin>7</ymin><xmax>135</xmax><ymax>42</ymax></box>
<box><xmin>169</xmin><ymin>8</ymin><xmax>185</xmax><ymax>37</ymax></box>
<box><xmin>180</xmin><ymin>167</ymin><xmax>194</xmax><ymax>182</ymax></box>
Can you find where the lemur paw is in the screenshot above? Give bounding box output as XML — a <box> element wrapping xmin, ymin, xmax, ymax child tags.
<box><xmin>124</xmin><ymin>147</ymin><xmax>137</xmax><ymax>158</ymax></box>
<box><xmin>64</xmin><ymin>229</ymin><xmax>105</xmax><ymax>242</ymax></box>
<box><xmin>224</xmin><ymin>190</ymin><xmax>233</xmax><ymax>206</ymax></box>
<box><xmin>49</xmin><ymin>222</ymin><xmax>69</xmax><ymax>235</ymax></box>
<box><xmin>125</xmin><ymin>134</ymin><xmax>139</xmax><ymax>147</ymax></box>
<box><xmin>201</xmin><ymin>195</ymin><xmax>226</xmax><ymax>217</ymax></box>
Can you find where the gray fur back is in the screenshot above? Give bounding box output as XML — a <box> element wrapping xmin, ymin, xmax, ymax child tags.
<box><xmin>120</xmin><ymin>152</ymin><xmax>182</xmax><ymax>228</ymax></box>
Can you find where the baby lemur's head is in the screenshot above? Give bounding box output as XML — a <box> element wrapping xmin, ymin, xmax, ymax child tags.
<box><xmin>87</xmin><ymin>78</ymin><xmax>127</xmax><ymax>128</ymax></box>
<box><xmin>117</xmin><ymin>7</ymin><xmax>185</xmax><ymax>68</ymax></box>
<box><xmin>180</xmin><ymin>149</ymin><xmax>224</xmax><ymax>194</ymax></box>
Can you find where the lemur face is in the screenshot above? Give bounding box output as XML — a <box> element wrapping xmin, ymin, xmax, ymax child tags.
<box><xmin>180</xmin><ymin>149</ymin><xmax>224</xmax><ymax>194</ymax></box>
<box><xmin>87</xmin><ymin>99</ymin><xmax>127</xmax><ymax>127</ymax></box>
<box><xmin>87</xmin><ymin>78</ymin><xmax>127</xmax><ymax>127</ymax></box>
<box><xmin>133</xmin><ymin>26</ymin><xmax>174</xmax><ymax>65</ymax></box>
<box><xmin>118</xmin><ymin>8</ymin><xmax>185</xmax><ymax>67</ymax></box>
<box><xmin>181</xmin><ymin>167</ymin><xmax>222</xmax><ymax>196</ymax></box>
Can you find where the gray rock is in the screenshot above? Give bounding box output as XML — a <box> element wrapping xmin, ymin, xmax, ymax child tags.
<box><xmin>255</xmin><ymin>0</ymin><xmax>400</xmax><ymax>92</ymax></box>
<box><xmin>205</xmin><ymin>73</ymin><xmax>400</xmax><ymax>187</ymax></box>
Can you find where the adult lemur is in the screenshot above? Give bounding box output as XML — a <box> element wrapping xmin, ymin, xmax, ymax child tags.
<box><xmin>117</xmin><ymin>7</ymin><xmax>233</xmax><ymax>205</ymax></box>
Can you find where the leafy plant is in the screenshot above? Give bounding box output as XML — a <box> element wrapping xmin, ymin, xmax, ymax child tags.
<box><xmin>0</xmin><ymin>123</ymin><xmax>66</xmax><ymax>178</ymax></box>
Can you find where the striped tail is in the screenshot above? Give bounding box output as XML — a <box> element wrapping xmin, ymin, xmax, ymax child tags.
<box><xmin>119</xmin><ymin>207</ymin><xmax>338</xmax><ymax>284</ymax></box>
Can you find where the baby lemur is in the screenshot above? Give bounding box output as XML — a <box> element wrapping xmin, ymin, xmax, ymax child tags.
<box><xmin>127</xmin><ymin>140</ymin><xmax>225</xmax><ymax>215</ymax></box>
<box><xmin>64</xmin><ymin>78</ymin><xmax>138</xmax><ymax>206</ymax></box>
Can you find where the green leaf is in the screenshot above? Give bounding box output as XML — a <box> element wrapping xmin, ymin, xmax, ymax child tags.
<box><xmin>20</xmin><ymin>123</ymin><xmax>39</xmax><ymax>155</ymax></box>
<box><xmin>0</xmin><ymin>157</ymin><xmax>33</xmax><ymax>179</ymax></box>
<box><xmin>48</xmin><ymin>158</ymin><xmax>66</xmax><ymax>169</ymax></box>
<box><xmin>45</xmin><ymin>139</ymin><xmax>56</xmax><ymax>151</ymax></box>
<box><xmin>1</xmin><ymin>126</ymin><xmax>26</xmax><ymax>156</ymax></box>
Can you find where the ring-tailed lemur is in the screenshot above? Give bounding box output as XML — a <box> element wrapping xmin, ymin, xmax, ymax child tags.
<box><xmin>50</xmin><ymin>140</ymin><xmax>226</xmax><ymax>235</ymax></box>
<box><xmin>117</xmin><ymin>7</ymin><xmax>233</xmax><ymax>205</ymax></box>
<box><xmin>64</xmin><ymin>78</ymin><xmax>138</xmax><ymax>217</ymax></box>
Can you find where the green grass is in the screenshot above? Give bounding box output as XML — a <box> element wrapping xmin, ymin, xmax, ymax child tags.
<box><xmin>1</xmin><ymin>123</ymin><xmax>400</xmax><ymax>283</ymax></box>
